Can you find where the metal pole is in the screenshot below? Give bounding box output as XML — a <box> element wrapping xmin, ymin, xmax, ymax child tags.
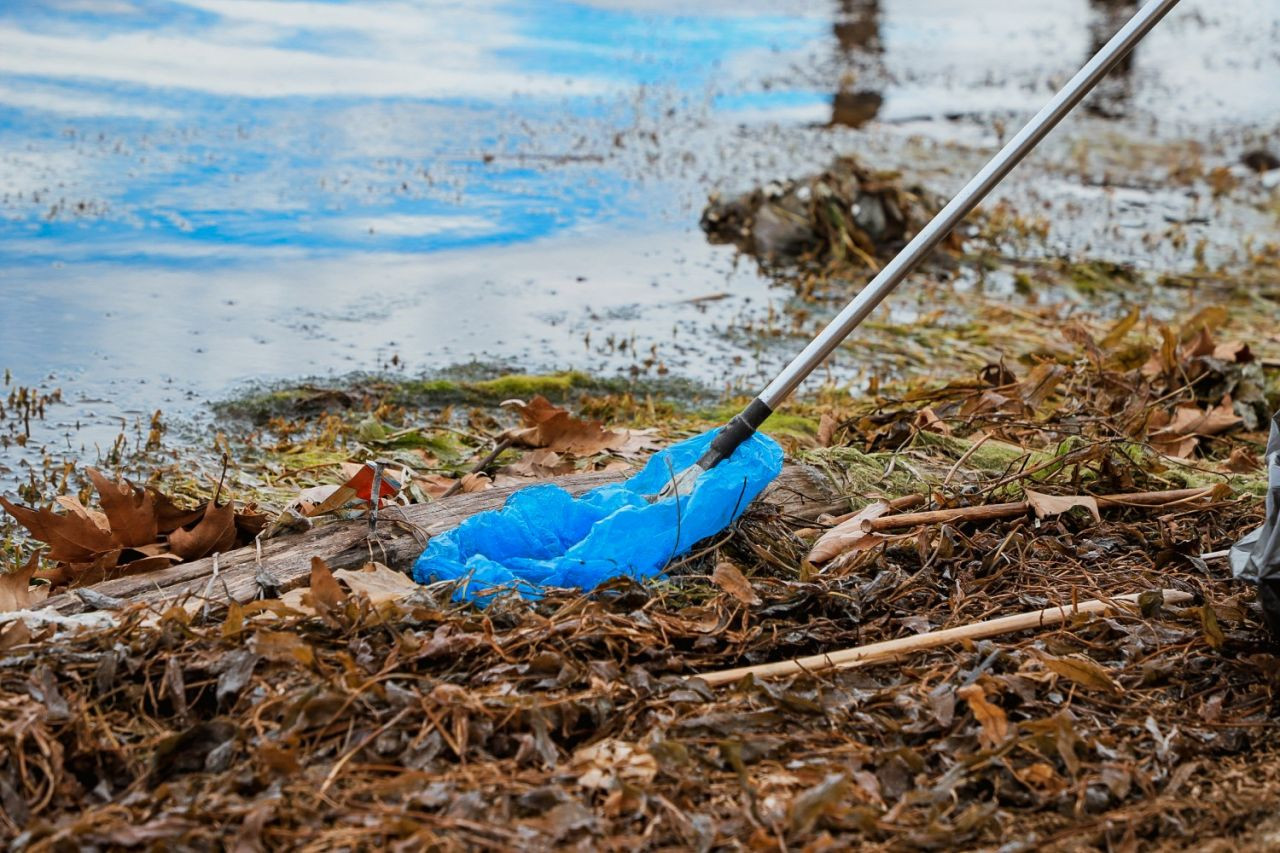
<box><xmin>757</xmin><ymin>0</ymin><xmax>1180</xmax><ymax>409</ymax></box>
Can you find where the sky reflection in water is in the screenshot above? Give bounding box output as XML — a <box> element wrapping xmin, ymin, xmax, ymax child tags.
<box><xmin>0</xmin><ymin>0</ymin><xmax>824</xmax><ymax>260</ymax></box>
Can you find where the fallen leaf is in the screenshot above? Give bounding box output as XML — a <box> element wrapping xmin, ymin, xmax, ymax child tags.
<box><xmin>333</xmin><ymin>562</ymin><xmax>417</xmax><ymax>605</ymax></box>
<box><xmin>1041</xmin><ymin>653</ymin><xmax>1122</xmax><ymax>693</ymax></box>
<box><xmin>1212</xmin><ymin>341</ymin><xmax>1252</xmax><ymax>362</ymax></box>
<box><xmin>1016</xmin><ymin>362</ymin><xmax>1066</xmax><ymax>409</ymax></box>
<box><xmin>307</xmin><ymin>557</ymin><xmax>346</xmax><ymax>619</ymax></box>
<box><xmin>1181</xmin><ymin>325</ymin><xmax>1216</xmax><ymax>360</ymax></box>
<box><xmin>1024</xmin><ymin>490</ymin><xmax>1101</xmax><ymax>522</ymax></box>
<box><xmin>87</xmin><ymin>468</ymin><xmax>159</xmax><ymax>548</ymax></box>
<box><xmin>168</xmin><ymin>499</ymin><xmax>236</xmax><ymax>561</ymax></box>
<box><xmin>1149</xmin><ymin>397</ymin><xmax>1243</xmax><ymax>458</ymax></box>
<box><xmin>1098</xmin><ymin>306</ymin><xmax>1140</xmax><ymax>351</ymax></box>
<box><xmin>1014</xmin><ymin>761</ymin><xmax>1067</xmax><ymax>795</ymax></box>
<box><xmin>1223</xmin><ymin>446</ymin><xmax>1261</xmax><ymax>473</ymax></box>
<box><xmin>789</xmin><ymin>773</ymin><xmax>851</xmax><ymax>834</ymax></box>
<box><xmin>570</xmin><ymin>739</ymin><xmax>657</xmax><ymax>790</ymax></box>
<box><xmin>151</xmin><ymin>491</ymin><xmax>205</xmax><ymax>534</ymax></box>
<box><xmin>459</xmin><ymin>472</ymin><xmax>492</xmax><ymax>493</ymax></box>
<box><xmin>817</xmin><ymin>412</ymin><xmax>839</xmax><ymax>447</ymax></box>
<box><xmin>0</xmin><ymin>551</ymin><xmax>49</xmax><ymax>613</ymax></box>
<box><xmin>957</xmin><ymin>684</ymin><xmax>1009</xmax><ymax>749</ymax></box>
<box><xmin>504</xmin><ymin>448</ymin><xmax>577</xmax><ymax>478</ymax></box>
<box><xmin>53</xmin><ymin>495</ymin><xmax>110</xmax><ymax>534</ymax></box>
<box><xmin>1200</xmin><ymin>604</ymin><xmax>1225</xmax><ymax>650</ymax></box>
<box><xmin>250</xmin><ymin>630</ymin><xmax>315</xmax><ymax>666</ymax></box>
<box><xmin>1163</xmin><ymin>398</ymin><xmax>1242</xmax><ymax>438</ymax></box>
<box><xmin>608</xmin><ymin>428</ymin><xmax>663</xmax><ymax>459</ymax></box>
<box><xmin>0</xmin><ymin>496</ymin><xmax>116</xmax><ymax>563</ymax></box>
<box><xmin>914</xmin><ymin>406</ymin><xmax>952</xmax><ymax>435</ymax></box>
<box><xmin>414</xmin><ymin>474</ymin><xmax>456</xmax><ymax>499</ymax></box>
<box><xmin>503</xmin><ymin>396</ymin><xmax>626</xmax><ymax>455</ymax></box>
<box><xmin>711</xmin><ymin>562</ymin><xmax>761</xmax><ymax>605</ymax></box>
<box><xmin>1150</xmin><ymin>432</ymin><xmax>1200</xmax><ymax>459</ymax></box>
<box><xmin>807</xmin><ymin>501</ymin><xmax>890</xmax><ymax>564</ymax></box>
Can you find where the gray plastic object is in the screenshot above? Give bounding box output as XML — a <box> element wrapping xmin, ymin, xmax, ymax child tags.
<box><xmin>1230</xmin><ymin>410</ymin><xmax>1280</xmax><ymax>636</ymax></box>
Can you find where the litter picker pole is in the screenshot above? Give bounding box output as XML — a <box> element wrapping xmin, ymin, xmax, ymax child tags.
<box><xmin>668</xmin><ymin>0</ymin><xmax>1181</xmax><ymax>492</ymax></box>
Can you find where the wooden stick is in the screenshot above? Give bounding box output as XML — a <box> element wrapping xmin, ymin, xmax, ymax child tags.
<box><xmin>698</xmin><ymin>589</ymin><xmax>1193</xmax><ymax>686</ymax></box>
<box><xmin>818</xmin><ymin>493</ymin><xmax>926</xmax><ymax>526</ymax></box>
<box><xmin>441</xmin><ymin>437</ymin><xmax>514</xmax><ymax>499</ymax></box>
<box><xmin>862</xmin><ymin>486</ymin><xmax>1215</xmax><ymax>533</ymax></box>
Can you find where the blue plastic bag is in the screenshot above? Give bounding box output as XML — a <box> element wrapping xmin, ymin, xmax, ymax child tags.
<box><xmin>412</xmin><ymin>429</ymin><xmax>783</xmax><ymax>600</ymax></box>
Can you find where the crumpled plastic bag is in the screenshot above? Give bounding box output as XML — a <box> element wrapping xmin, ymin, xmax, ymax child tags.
<box><xmin>1230</xmin><ymin>409</ymin><xmax>1280</xmax><ymax>636</ymax></box>
<box><xmin>412</xmin><ymin>429</ymin><xmax>783</xmax><ymax>601</ymax></box>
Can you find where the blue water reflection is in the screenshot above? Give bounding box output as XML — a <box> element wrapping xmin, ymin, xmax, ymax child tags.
<box><xmin>0</xmin><ymin>0</ymin><xmax>824</xmax><ymax>262</ymax></box>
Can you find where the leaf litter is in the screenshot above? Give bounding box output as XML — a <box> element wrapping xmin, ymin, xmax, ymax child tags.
<box><xmin>0</xmin><ymin>309</ymin><xmax>1278</xmax><ymax>849</ymax></box>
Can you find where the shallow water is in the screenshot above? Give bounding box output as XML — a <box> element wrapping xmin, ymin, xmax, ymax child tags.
<box><xmin>1</xmin><ymin>0</ymin><xmax>1278</xmax><ymax>486</ymax></box>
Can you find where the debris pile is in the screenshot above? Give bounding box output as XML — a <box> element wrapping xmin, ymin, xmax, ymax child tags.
<box><xmin>701</xmin><ymin>156</ymin><xmax>955</xmax><ymax>270</ymax></box>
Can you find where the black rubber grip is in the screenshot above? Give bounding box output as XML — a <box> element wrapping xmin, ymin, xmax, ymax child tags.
<box><xmin>696</xmin><ymin>397</ymin><xmax>772</xmax><ymax>471</ymax></box>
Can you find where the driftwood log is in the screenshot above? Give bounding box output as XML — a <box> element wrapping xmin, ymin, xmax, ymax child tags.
<box><xmin>39</xmin><ymin>464</ymin><xmax>844</xmax><ymax>616</ymax></box>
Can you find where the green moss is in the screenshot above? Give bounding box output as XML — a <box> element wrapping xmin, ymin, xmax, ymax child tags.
<box><xmin>274</xmin><ymin>446</ymin><xmax>350</xmax><ymax>472</ymax></box>
<box><xmin>800</xmin><ymin>446</ymin><xmax>925</xmax><ymax>498</ymax></box>
<box><xmin>761</xmin><ymin>412</ymin><xmax>818</xmax><ymax>439</ymax></box>
<box><xmin>469</xmin><ymin>371</ymin><xmax>592</xmax><ymax>399</ymax></box>
<box><xmin>393</xmin><ymin>379</ymin><xmax>460</xmax><ymax>398</ymax></box>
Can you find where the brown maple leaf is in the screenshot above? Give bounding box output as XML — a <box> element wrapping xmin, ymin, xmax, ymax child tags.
<box><xmin>168</xmin><ymin>499</ymin><xmax>237</xmax><ymax>561</ymax></box>
<box><xmin>87</xmin><ymin>468</ymin><xmax>158</xmax><ymax>548</ymax></box>
<box><xmin>0</xmin><ymin>495</ymin><xmax>116</xmax><ymax>563</ymax></box>
<box><xmin>502</xmin><ymin>395</ymin><xmax>626</xmax><ymax>455</ymax></box>
<box><xmin>0</xmin><ymin>551</ymin><xmax>49</xmax><ymax>613</ymax></box>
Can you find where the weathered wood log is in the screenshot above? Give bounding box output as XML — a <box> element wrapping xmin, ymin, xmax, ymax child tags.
<box><xmin>41</xmin><ymin>464</ymin><xmax>830</xmax><ymax>615</ymax></box>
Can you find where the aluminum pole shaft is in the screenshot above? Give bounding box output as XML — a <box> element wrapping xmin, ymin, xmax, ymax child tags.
<box><xmin>757</xmin><ymin>0</ymin><xmax>1180</xmax><ymax>409</ymax></box>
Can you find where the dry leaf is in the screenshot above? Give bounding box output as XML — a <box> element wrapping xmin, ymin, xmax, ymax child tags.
<box><xmin>914</xmin><ymin>406</ymin><xmax>952</xmax><ymax>435</ymax></box>
<box><xmin>0</xmin><ymin>495</ymin><xmax>116</xmax><ymax>563</ymax></box>
<box><xmin>0</xmin><ymin>551</ymin><xmax>49</xmax><ymax>613</ymax></box>
<box><xmin>53</xmin><ymin>496</ymin><xmax>110</xmax><ymax>534</ymax></box>
<box><xmin>1024</xmin><ymin>490</ymin><xmax>1101</xmax><ymax>522</ymax></box>
<box><xmin>333</xmin><ymin>562</ymin><xmax>418</xmax><ymax>605</ymax></box>
<box><xmin>504</xmin><ymin>448</ymin><xmax>577</xmax><ymax>478</ymax></box>
<box><xmin>1150</xmin><ymin>432</ymin><xmax>1200</xmax><ymax>459</ymax></box>
<box><xmin>414</xmin><ymin>474</ymin><xmax>456</xmax><ymax>499</ymax></box>
<box><xmin>250</xmin><ymin>630</ymin><xmax>315</xmax><ymax>666</ymax></box>
<box><xmin>459</xmin><ymin>472</ymin><xmax>492</xmax><ymax>493</ymax></box>
<box><xmin>87</xmin><ymin>468</ymin><xmax>159</xmax><ymax>548</ymax></box>
<box><xmin>1099</xmin><ymin>306</ymin><xmax>1140</xmax><ymax>351</ymax></box>
<box><xmin>570</xmin><ymin>740</ymin><xmax>657</xmax><ymax>790</ymax></box>
<box><xmin>1041</xmin><ymin>653</ymin><xmax>1122</xmax><ymax>693</ymax></box>
<box><xmin>1149</xmin><ymin>397</ymin><xmax>1243</xmax><ymax>458</ymax></box>
<box><xmin>307</xmin><ymin>557</ymin><xmax>346</xmax><ymax>619</ymax></box>
<box><xmin>608</xmin><ymin>429</ymin><xmax>662</xmax><ymax>460</ymax></box>
<box><xmin>168</xmin><ymin>499</ymin><xmax>236</xmax><ymax>561</ymax></box>
<box><xmin>711</xmin><ymin>562</ymin><xmax>760</xmax><ymax>605</ymax></box>
<box><xmin>1016</xmin><ymin>362</ymin><xmax>1066</xmax><ymax>408</ymax></box>
<box><xmin>1212</xmin><ymin>341</ymin><xmax>1252</xmax><ymax>362</ymax></box>
<box><xmin>1014</xmin><ymin>761</ymin><xmax>1067</xmax><ymax>794</ymax></box>
<box><xmin>503</xmin><ymin>395</ymin><xmax>626</xmax><ymax>455</ymax></box>
<box><xmin>1223</xmin><ymin>447</ymin><xmax>1260</xmax><ymax>473</ymax></box>
<box><xmin>956</xmin><ymin>684</ymin><xmax>1009</xmax><ymax>749</ymax></box>
<box><xmin>817</xmin><ymin>412</ymin><xmax>839</xmax><ymax>447</ymax></box>
<box><xmin>807</xmin><ymin>501</ymin><xmax>890</xmax><ymax>564</ymax></box>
